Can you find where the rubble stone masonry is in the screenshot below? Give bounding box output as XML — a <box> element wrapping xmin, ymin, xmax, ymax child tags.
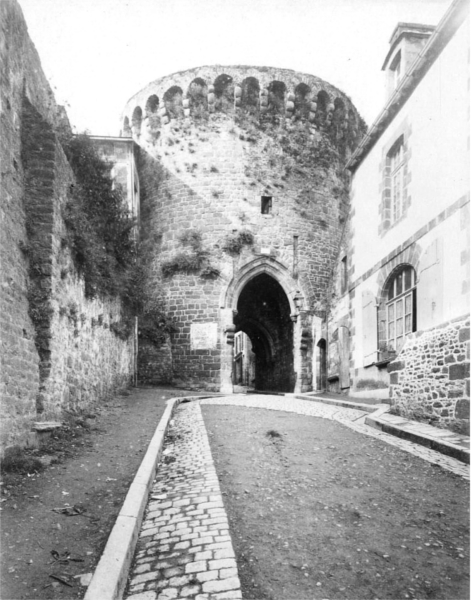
<box><xmin>389</xmin><ymin>315</ymin><xmax>470</xmax><ymax>423</ymax></box>
<box><xmin>0</xmin><ymin>0</ymin><xmax>133</xmax><ymax>454</ymax></box>
<box><xmin>130</xmin><ymin>66</ymin><xmax>365</xmax><ymax>389</ymax></box>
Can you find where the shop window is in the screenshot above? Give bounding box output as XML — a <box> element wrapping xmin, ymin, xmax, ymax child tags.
<box><xmin>386</xmin><ymin>265</ymin><xmax>416</xmax><ymax>352</ymax></box>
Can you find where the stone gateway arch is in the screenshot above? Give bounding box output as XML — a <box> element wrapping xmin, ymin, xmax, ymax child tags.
<box><xmin>125</xmin><ymin>66</ymin><xmax>365</xmax><ymax>393</ymax></box>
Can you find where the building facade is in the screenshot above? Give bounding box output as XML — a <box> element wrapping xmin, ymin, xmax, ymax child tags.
<box><xmin>336</xmin><ymin>0</ymin><xmax>470</xmax><ymax>424</ymax></box>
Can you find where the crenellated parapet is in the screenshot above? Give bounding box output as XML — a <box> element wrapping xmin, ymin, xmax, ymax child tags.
<box><xmin>121</xmin><ymin>65</ymin><xmax>365</xmax><ymax>155</ymax></box>
<box><xmin>123</xmin><ymin>65</ymin><xmax>365</xmax><ymax>392</ymax></box>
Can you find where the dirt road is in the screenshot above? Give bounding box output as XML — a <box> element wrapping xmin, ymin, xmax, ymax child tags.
<box><xmin>1</xmin><ymin>386</ymin><xmax>185</xmax><ymax>600</ymax></box>
<box><xmin>202</xmin><ymin>404</ymin><xmax>470</xmax><ymax>600</ymax></box>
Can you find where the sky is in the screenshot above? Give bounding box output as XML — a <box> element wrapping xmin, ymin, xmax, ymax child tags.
<box><xmin>19</xmin><ymin>0</ymin><xmax>452</xmax><ymax>136</ymax></box>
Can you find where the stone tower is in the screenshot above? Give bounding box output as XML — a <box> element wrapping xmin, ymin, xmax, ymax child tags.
<box><xmin>122</xmin><ymin>66</ymin><xmax>365</xmax><ymax>393</ymax></box>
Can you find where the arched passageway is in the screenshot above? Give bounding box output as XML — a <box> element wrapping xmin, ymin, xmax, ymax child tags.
<box><xmin>235</xmin><ymin>273</ymin><xmax>294</xmax><ymax>392</ymax></box>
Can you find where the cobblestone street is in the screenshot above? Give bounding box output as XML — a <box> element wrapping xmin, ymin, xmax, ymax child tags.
<box><xmin>125</xmin><ymin>395</ymin><xmax>469</xmax><ymax>600</ymax></box>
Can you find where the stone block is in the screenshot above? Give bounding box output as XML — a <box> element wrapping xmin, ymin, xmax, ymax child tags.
<box><xmin>449</xmin><ymin>363</ymin><xmax>470</xmax><ymax>380</ymax></box>
<box><xmin>388</xmin><ymin>360</ymin><xmax>405</xmax><ymax>373</ymax></box>
<box><xmin>455</xmin><ymin>399</ymin><xmax>470</xmax><ymax>419</ymax></box>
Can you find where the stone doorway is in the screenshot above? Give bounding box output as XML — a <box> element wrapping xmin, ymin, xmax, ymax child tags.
<box><xmin>234</xmin><ymin>273</ymin><xmax>295</xmax><ymax>392</ymax></box>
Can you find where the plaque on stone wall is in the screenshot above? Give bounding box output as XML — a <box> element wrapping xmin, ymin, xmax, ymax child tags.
<box><xmin>190</xmin><ymin>322</ymin><xmax>218</xmax><ymax>350</ymax></box>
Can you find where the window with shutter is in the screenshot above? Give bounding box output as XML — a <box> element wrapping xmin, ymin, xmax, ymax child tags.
<box><xmin>386</xmin><ymin>266</ymin><xmax>416</xmax><ymax>352</ymax></box>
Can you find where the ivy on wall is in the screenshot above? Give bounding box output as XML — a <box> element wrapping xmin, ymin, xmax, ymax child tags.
<box><xmin>161</xmin><ymin>229</ymin><xmax>220</xmax><ymax>279</ymax></box>
<box><xmin>61</xmin><ymin>133</ymin><xmax>136</xmax><ymax>300</ymax></box>
<box><xmin>61</xmin><ymin>134</ymin><xmax>177</xmax><ymax>346</ymax></box>
<box><xmin>222</xmin><ymin>230</ymin><xmax>254</xmax><ymax>255</ymax></box>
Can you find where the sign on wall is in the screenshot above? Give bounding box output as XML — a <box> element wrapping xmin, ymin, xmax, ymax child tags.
<box><xmin>190</xmin><ymin>322</ymin><xmax>218</xmax><ymax>350</ymax></box>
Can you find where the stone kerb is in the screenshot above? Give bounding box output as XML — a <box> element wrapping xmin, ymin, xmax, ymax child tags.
<box><xmin>84</xmin><ymin>394</ymin><xmax>221</xmax><ymax>600</ymax></box>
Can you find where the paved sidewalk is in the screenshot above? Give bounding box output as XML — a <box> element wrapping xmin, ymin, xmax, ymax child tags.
<box><xmin>125</xmin><ymin>401</ymin><xmax>242</xmax><ymax>600</ymax></box>
<box><xmin>365</xmin><ymin>410</ymin><xmax>470</xmax><ymax>463</ymax></box>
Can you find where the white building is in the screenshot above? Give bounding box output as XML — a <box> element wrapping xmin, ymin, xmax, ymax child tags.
<box><xmin>333</xmin><ymin>0</ymin><xmax>469</xmax><ymax>425</ymax></box>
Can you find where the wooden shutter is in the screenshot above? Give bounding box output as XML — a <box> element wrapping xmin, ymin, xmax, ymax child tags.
<box><xmin>339</xmin><ymin>326</ymin><xmax>350</xmax><ymax>388</ymax></box>
<box><xmin>417</xmin><ymin>238</ymin><xmax>443</xmax><ymax>330</ymax></box>
<box><xmin>362</xmin><ymin>289</ymin><xmax>377</xmax><ymax>366</ymax></box>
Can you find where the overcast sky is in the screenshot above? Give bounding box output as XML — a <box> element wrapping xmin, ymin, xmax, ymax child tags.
<box><xmin>19</xmin><ymin>0</ymin><xmax>451</xmax><ymax>136</ymax></box>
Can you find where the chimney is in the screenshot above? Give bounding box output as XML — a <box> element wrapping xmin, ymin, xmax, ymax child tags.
<box><xmin>382</xmin><ymin>23</ymin><xmax>435</xmax><ymax>100</ymax></box>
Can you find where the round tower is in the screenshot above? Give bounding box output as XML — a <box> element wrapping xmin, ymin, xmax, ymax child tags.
<box><xmin>122</xmin><ymin>66</ymin><xmax>365</xmax><ymax>393</ymax></box>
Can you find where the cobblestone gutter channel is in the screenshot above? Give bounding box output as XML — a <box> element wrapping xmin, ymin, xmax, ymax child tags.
<box><xmin>124</xmin><ymin>400</ymin><xmax>241</xmax><ymax>600</ymax></box>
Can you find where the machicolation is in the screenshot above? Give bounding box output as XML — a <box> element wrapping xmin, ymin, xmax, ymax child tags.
<box><xmin>124</xmin><ymin>66</ymin><xmax>366</xmax><ymax>393</ymax></box>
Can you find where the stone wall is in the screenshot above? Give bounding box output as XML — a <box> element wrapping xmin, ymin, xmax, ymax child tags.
<box><xmin>138</xmin><ymin>337</ymin><xmax>173</xmax><ymax>385</ymax></box>
<box><xmin>388</xmin><ymin>315</ymin><xmax>470</xmax><ymax>423</ymax></box>
<box><xmin>0</xmin><ymin>0</ymin><xmax>134</xmax><ymax>453</ymax></box>
<box><xmin>131</xmin><ymin>66</ymin><xmax>364</xmax><ymax>390</ymax></box>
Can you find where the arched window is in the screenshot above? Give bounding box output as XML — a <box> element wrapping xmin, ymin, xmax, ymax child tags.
<box><xmin>145</xmin><ymin>95</ymin><xmax>159</xmax><ymax>115</ymax></box>
<box><xmin>214</xmin><ymin>74</ymin><xmax>234</xmax><ymax>113</ymax></box>
<box><xmin>294</xmin><ymin>83</ymin><xmax>311</xmax><ymax>121</ymax></box>
<box><xmin>267</xmin><ymin>80</ymin><xmax>286</xmax><ymax>115</ymax></box>
<box><xmin>187</xmin><ymin>78</ymin><xmax>208</xmax><ymax>118</ymax></box>
<box><xmin>163</xmin><ymin>86</ymin><xmax>183</xmax><ymax>119</ymax></box>
<box><xmin>241</xmin><ymin>77</ymin><xmax>260</xmax><ymax>115</ymax></box>
<box><xmin>314</xmin><ymin>90</ymin><xmax>330</xmax><ymax>127</ymax></box>
<box><xmin>122</xmin><ymin>116</ymin><xmax>132</xmax><ymax>137</ymax></box>
<box><xmin>316</xmin><ymin>90</ymin><xmax>329</xmax><ymax>113</ymax></box>
<box><xmin>385</xmin><ymin>265</ymin><xmax>416</xmax><ymax>352</ymax></box>
<box><xmin>332</xmin><ymin>98</ymin><xmax>346</xmax><ymax>127</ymax></box>
<box><xmin>144</xmin><ymin>95</ymin><xmax>161</xmax><ymax>139</ymax></box>
<box><xmin>131</xmin><ymin>107</ymin><xmax>142</xmax><ymax>137</ymax></box>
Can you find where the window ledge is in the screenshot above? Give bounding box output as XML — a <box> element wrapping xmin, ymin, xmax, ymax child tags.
<box><xmin>374</xmin><ymin>357</ymin><xmax>395</xmax><ymax>368</ymax></box>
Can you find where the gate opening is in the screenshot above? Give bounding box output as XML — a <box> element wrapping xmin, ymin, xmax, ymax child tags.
<box><xmin>234</xmin><ymin>273</ymin><xmax>294</xmax><ymax>392</ymax></box>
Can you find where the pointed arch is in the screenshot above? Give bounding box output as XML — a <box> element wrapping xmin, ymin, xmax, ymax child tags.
<box><xmin>221</xmin><ymin>257</ymin><xmax>303</xmax><ymax>315</ymax></box>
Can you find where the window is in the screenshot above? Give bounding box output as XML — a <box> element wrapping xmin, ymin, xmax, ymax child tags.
<box><xmin>261</xmin><ymin>196</ymin><xmax>272</xmax><ymax>214</ymax></box>
<box><xmin>386</xmin><ymin>266</ymin><xmax>416</xmax><ymax>352</ymax></box>
<box><xmin>388</xmin><ymin>136</ymin><xmax>404</xmax><ymax>223</ymax></box>
<box><xmin>380</xmin><ymin>125</ymin><xmax>410</xmax><ymax>235</ymax></box>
